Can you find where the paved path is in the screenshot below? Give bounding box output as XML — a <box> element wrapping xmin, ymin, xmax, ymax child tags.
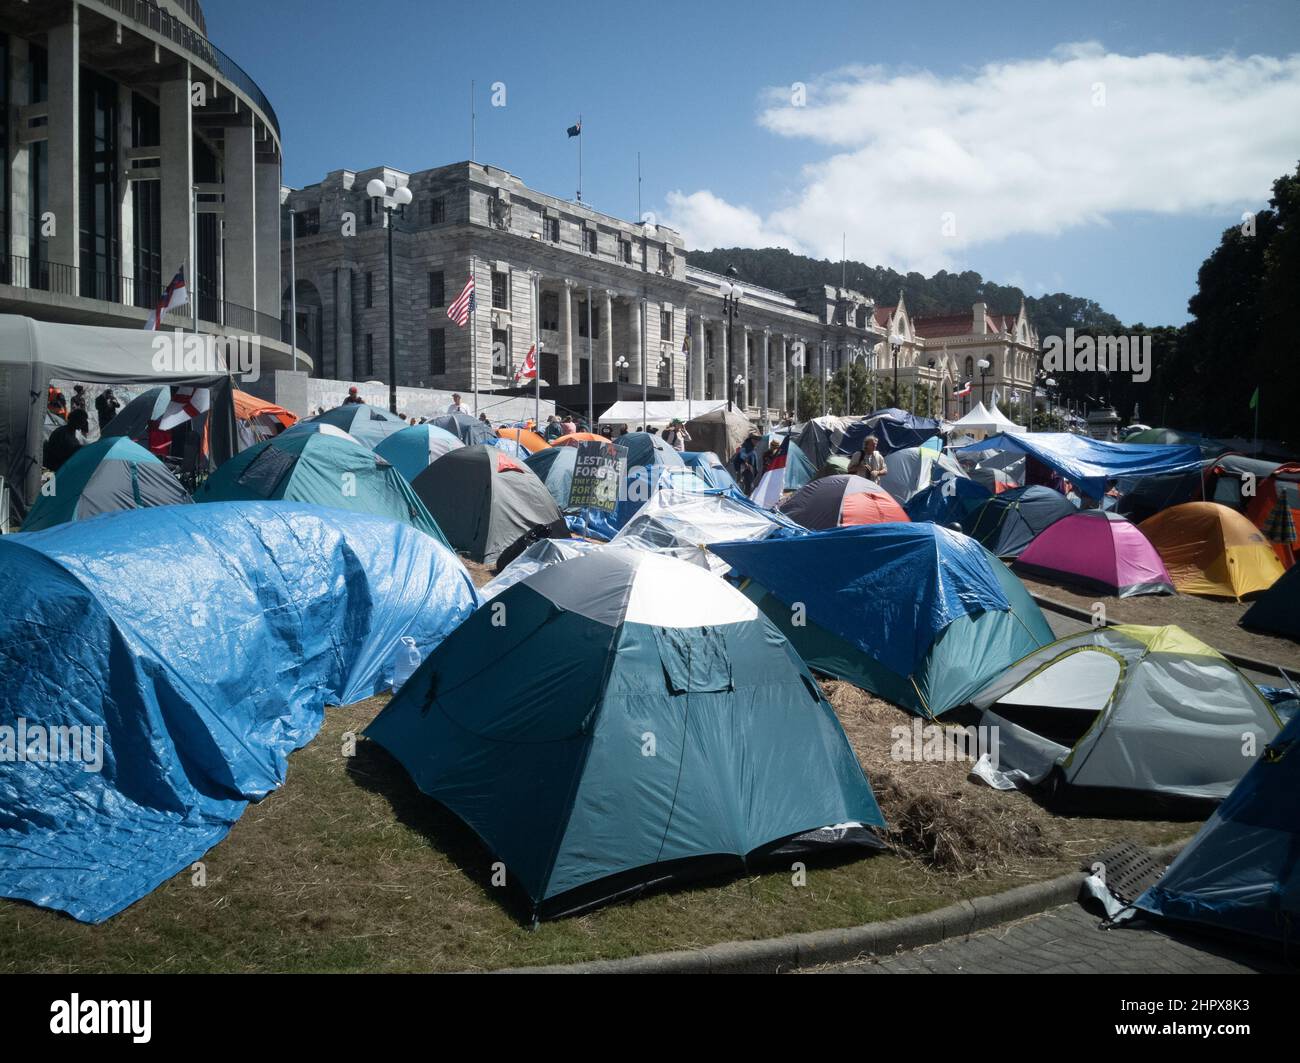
<box><xmin>813</xmin><ymin>902</ymin><xmax>1290</xmax><ymax>974</ymax></box>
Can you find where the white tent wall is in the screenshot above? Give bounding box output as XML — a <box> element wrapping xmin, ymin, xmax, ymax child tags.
<box><xmin>0</xmin><ymin>315</ymin><xmax>237</xmax><ymax>523</ymax></box>
<box><xmin>599</xmin><ymin>399</ymin><xmax>728</xmax><ymax>428</ymax></box>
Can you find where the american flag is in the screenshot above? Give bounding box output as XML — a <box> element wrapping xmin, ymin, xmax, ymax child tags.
<box><xmin>447</xmin><ymin>275</ymin><xmax>475</xmax><ymax>328</ymax></box>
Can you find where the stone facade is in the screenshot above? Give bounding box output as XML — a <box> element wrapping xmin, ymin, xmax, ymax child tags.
<box><xmin>284</xmin><ymin>160</ymin><xmax>1040</xmax><ymax>423</ymax></box>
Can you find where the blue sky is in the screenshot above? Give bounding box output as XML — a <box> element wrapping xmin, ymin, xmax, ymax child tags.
<box><xmin>206</xmin><ymin>0</ymin><xmax>1300</xmax><ymax>325</ymax></box>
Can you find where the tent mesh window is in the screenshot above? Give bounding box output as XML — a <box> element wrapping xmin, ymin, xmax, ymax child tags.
<box><xmin>991</xmin><ymin>702</ymin><xmax>1102</xmax><ymax>749</ymax></box>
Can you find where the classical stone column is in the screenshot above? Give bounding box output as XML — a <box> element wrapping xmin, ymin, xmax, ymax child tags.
<box><xmin>775</xmin><ymin>334</ymin><xmax>787</xmax><ymax>418</ymax></box>
<box><xmin>628</xmin><ymin>298</ymin><xmax>642</xmax><ymax>385</ymax></box>
<box><xmin>693</xmin><ymin>315</ymin><xmax>706</xmax><ymax>401</ymax></box>
<box><xmin>761</xmin><ymin>328</ymin><xmax>771</xmax><ymax>427</ymax></box>
<box><xmin>46</xmin><ymin>18</ymin><xmax>80</xmax><ymax>278</ymax></box>
<box><xmin>160</xmin><ymin>73</ymin><xmax>194</xmax><ymax>315</ymax></box>
<box><xmin>739</xmin><ymin>327</ymin><xmax>751</xmax><ymax>410</ymax></box>
<box><xmin>602</xmin><ymin>289</ymin><xmax>614</xmax><ymax>381</ymax></box>
<box><xmin>720</xmin><ymin>323</ymin><xmax>730</xmax><ymax>406</ymax></box>
<box><xmin>560</xmin><ymin>279</ymin><xmax>574</xmax><ymax>385</ymax></box>
<box><xmin>224</xmin><ymin>123</ymin><xmax>258</xmax><ymax>314</ymax></box>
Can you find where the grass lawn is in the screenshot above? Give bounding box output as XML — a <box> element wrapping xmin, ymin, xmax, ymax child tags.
<box><xmin>0</xmin><ymin>686</ymin><xmax>1194</xmax><ymax>973</ymax></box>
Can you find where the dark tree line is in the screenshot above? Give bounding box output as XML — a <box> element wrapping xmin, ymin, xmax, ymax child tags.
<box><xmin>687</xmin><ymin>161</ymin><xmax>1298</xmax><ymax>446</ymax></box>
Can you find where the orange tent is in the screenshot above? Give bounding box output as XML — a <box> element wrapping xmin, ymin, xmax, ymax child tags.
<box><xmin>552</xmin><ymin>432</ymin><xmax>607</xmax><ymax>447</ymax></box>
<box><xmin>233</xmin><ymin>390</ymin><xmax>296</xmax><ymax>430</ymax></box>
<box><xmin>1139</xmin><ymin>501</ymin><xmax>1284</xmax><ymax>600</ymax></box>
<box><xmin>496</xmin><ymin>426</ymin><xmax>548</xmax><ymax>453</ymax></box>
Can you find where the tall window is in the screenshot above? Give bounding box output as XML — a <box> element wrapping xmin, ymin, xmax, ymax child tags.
<box><xmin>491</xmin><ymin>270</ymin><xmax>508</xmax><ymax>310</ymax></box>
<box><xmin>0</xmin><ymin>34</ymin><xmax>8</xmax><ymax>281</ymax></box>
<box><xmin>428</xmin><ymin>270</ymin><xmax>445</xmax><ymax>307</ymax></box>
<box><xmin>540</xmin><ymin>291</ymin><xmax>559</xmax><ymax>331</ymax></box>
<box><xmin>428</xmin><ymin>328</ymin><xmax>445</xmax><ymax>375</ymax></box>
<box><xmin>365</xmin><ymin>334</ymin><xmax>375</xmax><ymax>376</ymax></box>
<box><xmin>131</xmin><ymin>93</ymin><xmax>161</xmax><ymax>308</ymax></box>
<box><xmin>79</xmin><ymin>69</ymin><xmax>119</xmax><ymax>301</ymax></box>
<box><xmin>577</xmin><ymin>302</ymin><xmax>601</xmax><ymax>339</ymax></box>
<box><xmin>28</xmin><ymin>44</ymin><xmax>48</xmax><ymax>280</ymax></box>
<box><xmin>660</xmin><ymin>309</ymin><xmax>672</xmax><ymax>339</ymax></box>
<box><xmin>584</xmin><ymin>228</ymin><xmax>597</xmax><ymax>254</ymax></box>
<box><xmin>545</xmin><ymin>216</ymin><xmax>560</xmax><ymax>242</ymax></box>
<box><xmin>427</xmin><ymin>196</ymin><xmax>446</xmax><ymax>224</ymax></box>
<box><xmin>620</xmin><ymin>239</ymin><xmax>632</xmax><ymax>264</ymax></box>
<box><xmin>365</xmin><ymin>272</ymin><xmax>374</xmax><ymax>308</ymax></box>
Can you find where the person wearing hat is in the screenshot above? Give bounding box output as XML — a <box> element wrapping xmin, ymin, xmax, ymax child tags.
<box><xmin>343</xmin><ymin>385</ymin><xmax>364</xmax><ymax>405</ymax></box>
<box><xmin>663</xmin><ymin>418</ymin><xmax>691</xmax><ymax>452</ymax></box>
<box><xmin>94</xmin><ymin>387</ymin><xmax>120</xmax><ymax>431</ymax></box>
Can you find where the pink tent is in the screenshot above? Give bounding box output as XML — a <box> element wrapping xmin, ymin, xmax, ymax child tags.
<box><xmin>1014</xmin><ymin>510</ymin><xmax>1175</xmax><ymax>597</ymax></box>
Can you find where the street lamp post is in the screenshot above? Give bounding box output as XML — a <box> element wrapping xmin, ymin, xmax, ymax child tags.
<box><xmin>926</xmin><ymin>358</ymin><xmax>936</xmax><ymax>417</ymax></box>
<box><xmin>367</xmin><ymin>178</ymin><xmax>414</xmax><ymax>414</ymax></box>
<box><xmin>719</xmin><ymin>265</ymin><xmax>742</xmax><ymax>413</ymax></box>
<box><xmin>977</xmin><ymin>357</ymin><xmax>991</xmax><ymax>407</ymax></box>
<box><xmin>890</xmin><ymin>332</ymin><xmax>903</xmax><ymax>408</ymax></box>
<box><xmin>288</xmin><ymin>206</ymin><xmax>298</xmax><ymax>373</ymax></box>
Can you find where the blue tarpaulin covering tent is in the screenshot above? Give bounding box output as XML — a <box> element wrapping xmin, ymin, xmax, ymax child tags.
<box><xmin>904</xmin><ymin>477</ymin><xmax>994</xmax><ymax>527</ymax></box>
<box><xmin>682</xmin><ymin>451</ymin><xmax>740</xmax><ymax>491</ymax></box>
<box><xmin>843</xmin><ymin>410</ymin><xmax>944</xmax><ymax>457</ymax></box>
<box><xmin>712</xmin><ymin>523</ymin><xmax>1054</xmax><ymax>717</ymax></box>
<box><xmin>0</xmin><ymin>502</ymin><xmax>478</xmax><ymax>922</ymax></box>
<box><xmin>1135</xmin><ymin>712</ymin><xmax>1300</xmax><ymax>944</ymax></box>
<box><xmin>954</xmin><ymin>432</ymin><xmax>1204</xmax><ymax>500</ymax></box>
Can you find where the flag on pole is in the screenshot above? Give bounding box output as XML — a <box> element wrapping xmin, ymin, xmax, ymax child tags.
<box><xmin>1249</xmin><ymin>386</ymin><xmax>1259</xmax><ymax>410</ymax></box>
<box><xmin>157</xmin><ymin>386</ymin><xmax>211</xmax><ymax>431</ymax></box>
<box><xmin>142</xmin><ymin>267</ymin><xmax>188</xmax><ymax>330</ymax></box>
<box><xmin>566</xmin><ymin>120</ymin><xmax>582</xmax><ymax>138</ymax></box>
<box><xmin>447</xmin><ymin>275</ymin><xmax>475</xmax><ymax>328</ymax></box>
<box><xmin>514</xmin><ymin>343</ymin><xmax>538</xmax><ymax>384</ymax></box>
<box><xmin>952</xmin><ymin>381</ymin><xmax>972</xmax><ymax>397</ymax></box>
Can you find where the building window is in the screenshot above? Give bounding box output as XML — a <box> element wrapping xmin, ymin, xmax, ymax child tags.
<box><xmin>577</xmin><ymin>302</ymin><xmax>601</xmax><ymax>339</ymax></box>
<box><xmin>545</xmin><ymin>216</ymin><xmax>560</xmax><ymax>242</ymax></box>
<box><xmin>365</xmin><ymin>334</ymin><xmax>375</xmax><ymax>377</ymax></box>
<box><xmin>492</xmin><ymin>328</ymin><xmax>509</xmax><ymax>376</ymax></box>
<box><xmin>585</xmin><ymin>228</ymin><xmax>597</xmax><ymax>254</ymax></box>
<box><xmin>130</xmin><ymin>92</ymin><xmax>161</xmax><ymax>309</ymax></box>
<box><xmin>28</xmin><ymin>44</ymin><xmax>48</xmax><ymax>277</ymax></box>
<box><xmin>428</xmin><ymin>270</ymin><xmax>445</xmax><ymax>308</ymax></box>
<box><xmin>365</xmin><ymin>272</ymin><xmax>374</xmax><ymax>309</ymax></box>
<box><xmin>429</xmin><ymin>328</ymin><xmax>446</xmax><ymax>376</ymax></box>
<box><xmin>620</xmin><ymin>239</ymin><xmax>632</xmax><ymax>264</ymax></box>
<box><xmin>427</xmin><ymin>195</ymin><xmax>446</xmax><ymax>224</ymax></box>
<box><xmin>364</xmin><ymin>198</ymin><xmax>374</xmax><ymax>226</ymax></box>
<box><xmin>660</xmin><ymin>309</ymin><xmax>672</xmax><ymax>339</ymax></box>
<box><xmin>540</xmin><ymin>291</ymin><xmax>559</xmax><ymax>332</ymax></box>
<box><xmin>293</xmin><ymin>209</ymin><xmax>320</xmax><ymax>237</ymax></box>
<box><xmin>491</xmin><ymin>270</ymin><xmax>508</xmax><ymax>310</ymax></box>
<box><xmin>659</xmin><ymin>248</ymin><xmax>672</xmax><ymax>274</ymax></box>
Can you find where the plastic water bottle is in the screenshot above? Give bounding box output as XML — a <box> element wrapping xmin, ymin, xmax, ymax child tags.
<box><xmin>391</xmin><ymin>636</ymin><xmax>422</xmax><ymax>693</ymax></box>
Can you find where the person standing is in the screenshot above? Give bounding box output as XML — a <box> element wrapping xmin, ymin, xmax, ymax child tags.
<box><xmin>94</xmin><ymin>387</ymin><xmax>120</xmax><ymax>431</ymax></box>
<box><xmin>45</xmin><ymin>408</ymin><xmax>89</xmax><ymax>472</ymax></box>
<box><xmin>733</xmin><ymin>434</ymin><xmax>760</xmax><ymax>493</ymax></box>
<box><xmin>342</xmin><ymin>386</ymin><xmax>364</xmax><ymax>405</ymax></box>
<box><xmin>445</xmin><ymin>392</ymin><xmax>471</xmax><ymax>415</ymax></box>
<box><xmin>662</xmin><ymin>419</ymin><xmax>691</xmax><ymax>452</ymax></box>
<box><xmin>855</xmin><ymin>435</ymin><xmax>887</xmax><ymax>483</ymax></box>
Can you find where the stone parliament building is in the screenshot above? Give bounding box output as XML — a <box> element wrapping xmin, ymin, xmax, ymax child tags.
<box><xmin>284</xmin><ymin>161</ymin><xmax>1040</xmax><ymax>421</ymax></box>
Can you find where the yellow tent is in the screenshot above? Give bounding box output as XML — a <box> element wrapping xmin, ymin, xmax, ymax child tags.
<box><xmin>1139</xmin><ymin>502</ymin><xmax>1284</xmax><ymax>600</ymax></box>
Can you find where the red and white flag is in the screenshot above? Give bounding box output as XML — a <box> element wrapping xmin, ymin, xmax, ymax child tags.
<box><xmin>952</xmin><ymin>380</ymin><xmax>972</xmax><ymax>398</ymax></box>
<box><xmin>513</xmin><ymin>343</ymin><xmax>538</xmax><ymax>384</ymax></box>
<box><xmin>157</xmin><ymin>386</ymin><xmax>211</xmax><ymax>431</ymax></box>
<box><xmin>142</xmin><ymin>267</ymin><xmax>189</xmax><ymax>330</ymax></box>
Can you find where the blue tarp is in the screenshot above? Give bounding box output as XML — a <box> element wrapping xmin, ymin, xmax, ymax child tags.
<box><xmin>0</xmin><ymin>502</ymin><xmax>478</xmax><ymax>922</ymax></box>
<box><xmin>954</xmin><ymin>433</ymin><xmax>1203</xmax><ymax>500</ymax></box>
<box><xmin>904</xmin><ymin>477</ymin><xmax>994</xmax><ymax>526</ymax></box>
<box><xmin>844</xmin><ymin>411</ymin><xmax>944</xmax><ymax>457</ymax></box>
<box><xmin>713</xmin><ymin>523</ymin><xmax>1011</xmax><ymax>676</ymax></box>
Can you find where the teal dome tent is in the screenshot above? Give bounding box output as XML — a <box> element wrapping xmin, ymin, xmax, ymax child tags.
<box><xmin>365</xmin><ymin>549</ymin><xmax>884</xmax><ymax>919</ymax></box>
<box><xmin>195</xmin><ymin>431</ymin><xmax>448</xmax><ymax>546</ymax></box>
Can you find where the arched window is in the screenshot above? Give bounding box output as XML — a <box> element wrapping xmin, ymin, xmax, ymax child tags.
<box><xmin>964</xmin><ymin>355</ymin><xmax>974</xmax><ymax>381</ymax></box>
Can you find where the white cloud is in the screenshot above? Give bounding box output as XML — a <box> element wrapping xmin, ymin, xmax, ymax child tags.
<box><xmin>663</xmin><ymin>44</ymin><xmax>1300</xmax><ymax>270</ymax></box>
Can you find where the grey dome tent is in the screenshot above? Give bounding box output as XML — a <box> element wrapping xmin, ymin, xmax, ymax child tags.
<box><xmin>412</xmin><ymin>444</ymin><xmax>567</xmax><ymax>564</ymax></box>
<box><xmin>365</xmin><ymin>548</ymin><xmax>884</xmax><ymax>920</ymax></box>
<box><xmin>970</xmin><ymin>625</ymin><xmax>1281</xmax><ymax>800</ymax></box>
<box><xmin>685</xmin><ymin>408</ymin><xmax>750</xmax><ymax>461</ymax></box>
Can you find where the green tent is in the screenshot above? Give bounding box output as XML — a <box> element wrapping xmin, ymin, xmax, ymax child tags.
<box><xmin>21</xmin><ymin>436</ymin><xmax>191</xmax><ymax>531</ymax></box>
<box><xmin>195</xmin><ymin>431</ymin><xmax>448</xmax><ymax>545</ymax></box>
<box><xmin>365</xmin><ymin>548</ymin><xmax>884</xmax><ymax>919</ymax></box>
<box><xmin>411</xmin><ymin>443</ymin><xmax>566</xmax><ymax>564</ymax></box>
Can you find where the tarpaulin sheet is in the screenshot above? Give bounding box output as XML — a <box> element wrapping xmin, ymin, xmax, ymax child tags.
<box><xmin>0</xmin><ymin>502</ymin><xmax>478</xmax><ymax>922</ymax></box>
<box><xmin>712</xmin><ymin>522</ymin><xmax>1010</xmax><ymax>675</ymax></box>
<box><xmin>954</xmin><ymin>432</ymin><xmax>1203</xmax><ymax>500</ymax></box>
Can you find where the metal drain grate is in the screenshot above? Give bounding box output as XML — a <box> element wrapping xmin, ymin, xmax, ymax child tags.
<box><xmin>1083</xmin><ymin>841</ymin><xmax>1167</xmax><ymax>906</ymax></box>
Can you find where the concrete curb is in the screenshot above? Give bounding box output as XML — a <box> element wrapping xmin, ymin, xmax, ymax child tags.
<box><xmin>502</xmin><ymin>841</ymin><xmax>1186</xmax><ymax>974</ymax></box>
